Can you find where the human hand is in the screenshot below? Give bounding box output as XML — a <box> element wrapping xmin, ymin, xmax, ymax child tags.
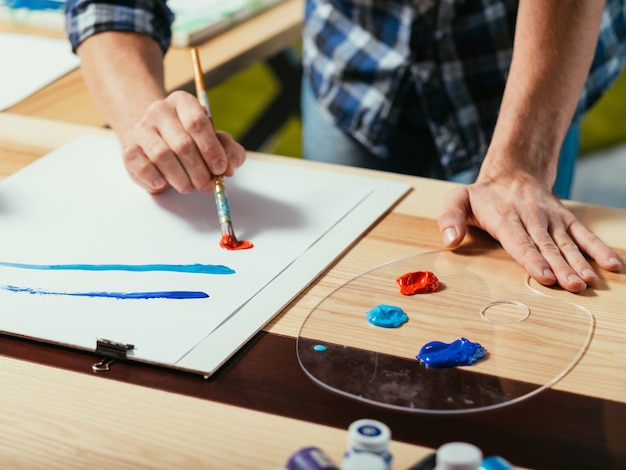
<box><xmin>121</xmin><ymin>91</ymin><xmax>246</xmax><ymax>194</ymax></box>
<box><xmin>437</xmin><ymin>172</ymin><xmax>622</xmax><ymax>293</ymax></box>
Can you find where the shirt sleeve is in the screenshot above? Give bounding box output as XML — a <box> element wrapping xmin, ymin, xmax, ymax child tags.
<box><xmin>65</xmin><ymin>0</ymin><xmax>175</xmax><ymax>54</ymax></box>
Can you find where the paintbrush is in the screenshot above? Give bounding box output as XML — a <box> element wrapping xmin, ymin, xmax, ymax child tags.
<box><xmin>190</xmin><ymin>48</ymin><xmax>251</xmax><ymax>250</ymax></box>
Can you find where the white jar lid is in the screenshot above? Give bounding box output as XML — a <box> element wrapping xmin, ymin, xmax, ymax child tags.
<box><xmin>346</xmin><ymin>419</ymin><xmax>391</xmax><ymax>454</ymax></box>
<box><xmin>435</xmin><ymin>442</ymin><xmax>483</xmax><ymax>470</ymax></box>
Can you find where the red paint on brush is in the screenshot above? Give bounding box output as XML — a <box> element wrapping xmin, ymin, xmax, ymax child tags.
<box><xmin>396</xmin><ymin>271</ymin><xmax>440</xmax><ymax>295</ymax></box>
<box><xmin>220</xmin><ymin>234</ymin><xmax>254</xmax><ymax>250</ymax></box>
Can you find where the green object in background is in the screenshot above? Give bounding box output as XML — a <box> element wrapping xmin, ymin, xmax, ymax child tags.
<box><xmin>207</xmin><ymin>59</ymin><xmax>302</xmax><ymax>158</ymax></box>
<box><xmin>580</xmin><ymin>68</ymin><xmax>626</xmax><ymax>155</ymax></box>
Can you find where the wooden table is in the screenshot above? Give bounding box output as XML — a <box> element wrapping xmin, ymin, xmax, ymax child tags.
<box><xmin>0</xmin><ymin>114</ymin><xmax>625</xmax><ymax>469</ymax></box>
<box><xmin>1</xmin><ymin>0</ymin><xmax>304</xmax><ymax>127</ymax></box>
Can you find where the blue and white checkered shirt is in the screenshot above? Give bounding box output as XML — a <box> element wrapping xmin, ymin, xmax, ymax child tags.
<box><xmin>66</xmin><ymin>0</ymin><xmax>174</xmax><ymax>54</ymax></box>
<box><xmin>303</xmin><ymin>0</ymin><xmax>626</xmax><ymax>177</ymax></box>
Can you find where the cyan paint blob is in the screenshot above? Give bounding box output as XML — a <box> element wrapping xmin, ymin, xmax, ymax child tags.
<box><xmin>366</xmin><ymin>304</ymin><xmax>408</xmax><ymax>328</ymax></box>
<box><xmin>2</xmin><ymin>285</ymin><xmax>209</xmax><ymax>300</ymax></box>
<box><xmin>313</xmin><ymin>344</ymin><xmax>327</xmax><ymax>352</ymax></box>
<box><xmin>417</xmin><ymin>337</ymin><xmax>485</xmax><ymax>368</ymax></box>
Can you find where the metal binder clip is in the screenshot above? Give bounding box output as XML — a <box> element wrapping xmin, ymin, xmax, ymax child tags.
<box><xmin>92</xmin><ymin>357</ymin><xmax>115</xmax><ymax>372</ymax></box>
<box><xmin>92</xmin><ymin>338</ymin><xmax>134</xmax><ymax>373</ymax></box>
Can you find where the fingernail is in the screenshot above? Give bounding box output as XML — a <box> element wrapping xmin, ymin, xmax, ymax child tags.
<box><xmin>568</xmin><ymin>274</ymin><xmax>584</xmax><ymax>284</ymax></box>
<box><xmin>543</xmin><ymin>269</ymin><xmax>556</xmax><ymax>281</ymax></box>
<box><xmin>609</xmin><ymin>257</ymin><xmax>622</xmax><ymax>267</ymax></box>
<box><xmin>152</xmin><ymin>175</ymin><xmax>165</xmax><ymax>189</ymax></box>
<box><xmin>442</xmin><ymin>227</ymin><xmax>457</xmax><ymax>246</ymax></box>
<box><xmin>582</xmin><ymin>268</ymin><xmax>597</xmax><ymax>279</ymax></box>
<box><xmin>212</xmin><ymin>160</ymin><xmax>226</xmax><ymax>175</ymax></box>
<box><xmin>582</xmin><ymin>269</ymin><xmax>599</xmax><ymax>287</ymax></box>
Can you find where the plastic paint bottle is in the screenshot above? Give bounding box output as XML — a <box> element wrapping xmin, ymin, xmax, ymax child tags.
<box><xmin>342</xmin><ymin>419</ymin><xmax>392</xmax><ymax>470</ymax></box>
<box><xmin>342</xmin><ymin>451</ymin><xmax>387</xmax><ymax>470</ymax></box>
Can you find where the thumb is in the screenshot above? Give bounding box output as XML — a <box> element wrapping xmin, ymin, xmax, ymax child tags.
<box><xmin>437</xmin><ymin>186</ymin><xmax>471</xmax><ymax>248</ymax></box>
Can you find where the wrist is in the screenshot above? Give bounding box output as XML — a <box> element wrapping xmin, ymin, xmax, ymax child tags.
<box><xmin>481</xmin><ymin>110</ymin><xmax>569</xmax><ymax>185</ymax></box>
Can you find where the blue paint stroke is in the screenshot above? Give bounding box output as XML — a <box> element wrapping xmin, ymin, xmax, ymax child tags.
<box><xmin>2</xmin><ymin>285</ymin><xmax>209</xmax><ymax>300</ymax></box>
<box><xmin>417</xmin><ymin>337</ymin><xmax>486</xmax><ymax>368</ymax></box>
<box><xmin>0</xmin><ymin>261</ymin><xmax>235</xmax><ymax>275</ymax></box>
<box><xmin>4</xmin><ymin>0</ymin><xmax>64</xmax><ymax>10</ymax></box>
<box><xmin>366</xmin><ymin>304</ymin><xmax>408</xmax><ymax>328</ymax></box>
<box><xmin>313</xmin><ymin>344</ymin><xmax>327</xmax><ymax>352</ymax></box>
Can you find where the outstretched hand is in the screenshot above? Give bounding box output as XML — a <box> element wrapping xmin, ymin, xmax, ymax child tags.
<box><xmin>437</xmin><ymin>172</ymin><xmax>622</xmax><ymax>293</ymax></box>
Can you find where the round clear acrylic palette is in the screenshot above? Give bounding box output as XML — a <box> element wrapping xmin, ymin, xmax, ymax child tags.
<box><xmin>296</xmin><ymin>249</ymin><xmax>594</xmax><ymax>414</ymax></box>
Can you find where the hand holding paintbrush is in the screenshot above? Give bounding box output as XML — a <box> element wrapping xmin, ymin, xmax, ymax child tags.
<box><xmin>191</xmin><ymin>48</ymin><xmax>253</xmax><ymax>250</ymax></box>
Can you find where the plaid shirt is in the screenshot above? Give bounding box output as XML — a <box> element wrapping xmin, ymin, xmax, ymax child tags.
<box><xmin>303</xmin><ymin>0</ymin><xmax>626</xmax><ymax>176</ymax></box>
<box><xmin>66</xmin><ymin>0</ymin><xmax>174</xmax><ymax>53</ymax></box>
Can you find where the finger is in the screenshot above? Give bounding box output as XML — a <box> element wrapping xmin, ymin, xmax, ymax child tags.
<box><xmin>437</xmin><ymin>186</ymin><xmax>470</xmax><ymax>248</ymax></box>
<box><xmin>488</xmin><ymin>212</ymin><xmax>560</xmax><ymax>287</ymax></box>
<box><xmin>141</xmin><ymin>131</ymin><xmax>195</xmax><ymax>194</ymax></box>
<box><xmin>156</xmin><ymin>114</ymin><xmax>215</xmax><ymax>193</ymax></box>
<box><xmin>122</xmin><ymin>145</ymin><xmax>168</xmax><ymax>194</ymax></box>
<box><xmin>215</xmin><ymin>131</ymin><xmax>246</xmax><ymax>177</ymax></box>
<box><xmin>526</xmin><ymin>218</ymin><xmax>588</xmax><ymax>292</ymax></box>
<box><xmin>138</xmin><ymin>98</ymin><xmax>202</xmax><ymax>194</ymax></box>
<box><xmin>546</xmin><ymin>219</ymin><xmax>599</xmax><ymax>287</ymax></box>
<box><xmin>133</xmin><ymin>101</ymin><xmax>194</xmax><ymax>193</ymax></box>
<box><xmin>175</xmin><ymin>100</ymin><xmax>228</xmax><ymax>179</ymax></box>
<box><xmin>568</xmin><ymin>220</ymin><xmax>623</xmax><ymax>272</ymax></box>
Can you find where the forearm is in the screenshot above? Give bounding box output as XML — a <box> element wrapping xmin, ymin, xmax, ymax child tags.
<box><xmin>482</xmin><ymin>0</ymin><xmax>604</xmax><ymax>183</ymax></box>
<box><xmin>77</xmin><ymin>32</ymin><xmax>167</xmax><ymax>146</ymax></box>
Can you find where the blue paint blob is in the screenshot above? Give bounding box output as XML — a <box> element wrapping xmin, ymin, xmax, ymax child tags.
<box><xmin>2</xmin><ymin>285</ymin><xmax>209</xmax><ymax>300</ymax></box>
<box><xmin>313</xmin><ymin>344</ymin><xmax>327</xmax><ymax>352</ymax></box>
<box><xmin>366</xmin><ymin>304</ymin><xmax>408</xmax><ymax>328</ymax></box>
<box><xmin>417</xmin><ymin>337</ymin><xmax>485</xmax><ymax>368</ymax></box>
<box><xmin>0</xmin><ymin>261</ymin><xmax>235</xmax><ymax>275</ymax></box>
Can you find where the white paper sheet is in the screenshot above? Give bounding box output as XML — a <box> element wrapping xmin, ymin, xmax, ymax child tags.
<box><xmin>0</xmin><ymin>135</ymin><xmax>410</xmax><ymax>374</ymax></box>
<box><xmin>0</xmin><ymin>32</ymin><xmax>80</xmax><ymax>110</ymax></box>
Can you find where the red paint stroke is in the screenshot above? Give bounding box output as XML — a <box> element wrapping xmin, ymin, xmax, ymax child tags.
<box><xmin>396</xmin><ymin>270</ymin><xmax>440</xmax><ymax>295</ymax></box>
<box><xmin>220</xmin><ymin>234</ymin><xmax>254</xmax><ymax>250</ymax></box>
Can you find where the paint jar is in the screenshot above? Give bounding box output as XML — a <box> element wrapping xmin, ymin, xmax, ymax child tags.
<box><xmin>434</xmin><ymin>442</ymin><xmax>483</xmax><ymax>470</ymax></box>
<box><xmin>342</xmin><ymin>419</ymin><xmax>392</xmax><ymax>470</ymax></box>
<box><xmin>286</xmin><ymin>446</ymin><xmax>339</xmax><ymax>470</ymax></box>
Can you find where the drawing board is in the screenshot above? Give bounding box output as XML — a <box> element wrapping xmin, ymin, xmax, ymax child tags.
<box><xmin>168</xmin><ymin>0</ymin><xmax>287</xmax><ymax>47</ymax></box>
<box><xmin>0</xmin><ymin>135</ymin><xmax>410</xmax><ymax>375</ymax></box>
<box><xmin>1</xmin><ymin>0</ymin><xmax>288</xmax><ymax>47</ymax></box>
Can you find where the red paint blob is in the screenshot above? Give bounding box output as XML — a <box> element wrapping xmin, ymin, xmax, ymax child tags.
<box><xmin>396</xmin><ymin>270</ymin><xmax>440</xmax><ymax>295</ymax></box>
<box><xmin>220</xmin><ymin>234</ymin><xmax>254</xmax><ymax>250</ymax></box>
